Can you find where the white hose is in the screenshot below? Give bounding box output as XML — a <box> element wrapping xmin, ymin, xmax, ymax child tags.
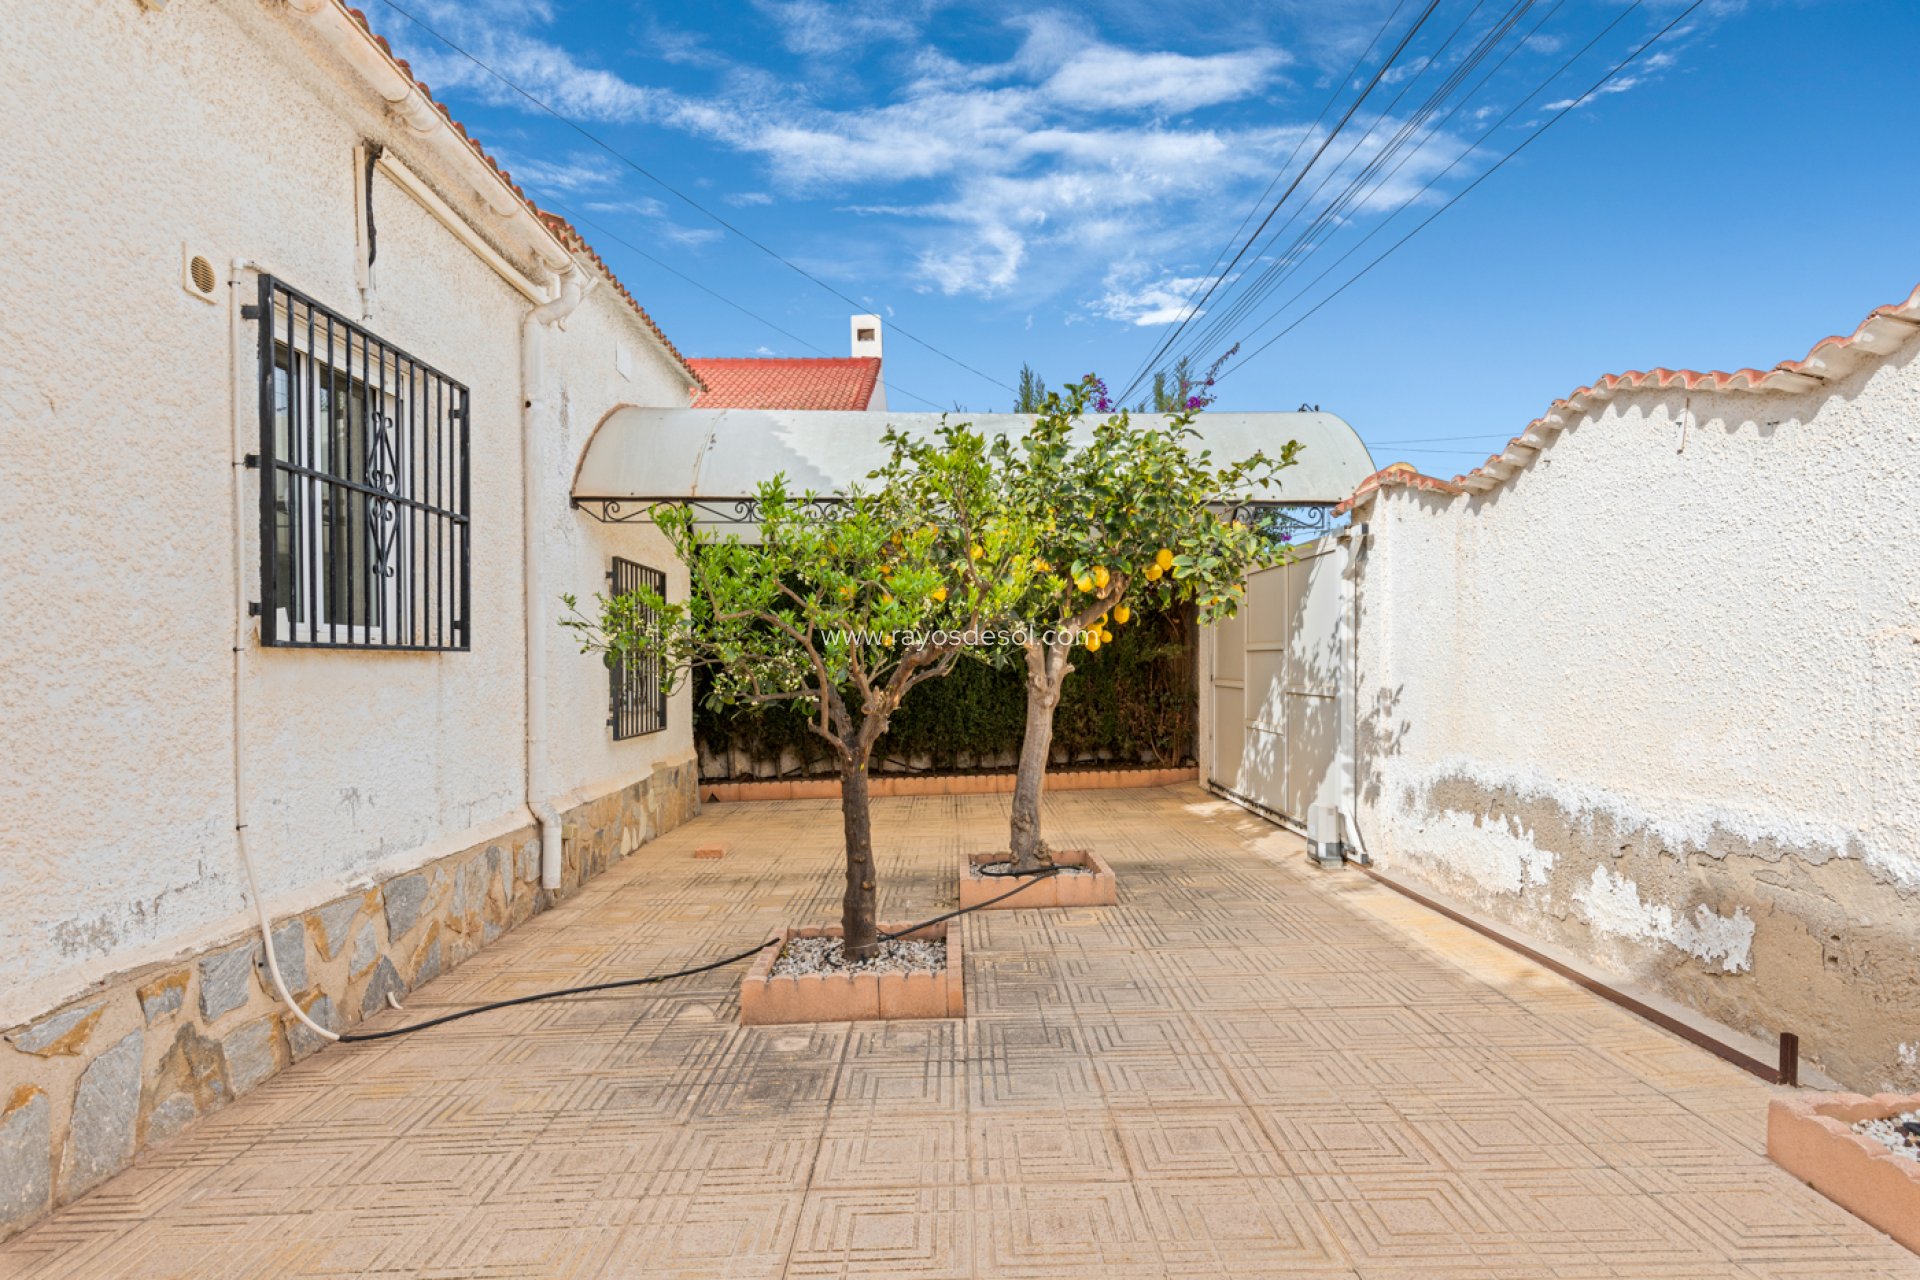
<box><xmin>230</xmin><ymin>258</ymin><xmax>339</xmax><ymax>1044</ymax></box>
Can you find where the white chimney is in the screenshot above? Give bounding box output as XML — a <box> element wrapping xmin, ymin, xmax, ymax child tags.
<box><xmin>850</xmin><ymin>314</ymin><xmax>882</xmax><ymax>359</ymax></box>
<box><xmin>850</xmin><ymin>314</ymin><xmax>885</xmax><ymax>410</ymax></box>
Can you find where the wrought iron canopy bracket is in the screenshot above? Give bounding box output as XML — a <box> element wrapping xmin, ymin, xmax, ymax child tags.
<box><xmin>572</xmin><ymin>496</ymin><xmax>1337</xmax><ymax>537</ymax></box>
<box><xmin>1220</xmin><ymin>501</ymin><xmax>1340</xmax><ymax>542</ymax></box>
<box><xmin>571</xmin><ymin>496</ymin><xmax>847</xmax><ymax>525</ymax></box>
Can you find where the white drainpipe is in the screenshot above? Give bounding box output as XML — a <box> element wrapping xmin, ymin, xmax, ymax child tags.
<box><xmin>229</xmin><ymin>258</ymin><xmax>339</xmax><ymax>1043</ymax></box>
<box><xmin>523</xmin><ymin>264</ymin><xmax>590</xmax><ymax>890</ymax></box>
<box><xmin>1337</xmin><ymin>519</ymin><xmax>1373</xmax><ymax>865</ymax></box>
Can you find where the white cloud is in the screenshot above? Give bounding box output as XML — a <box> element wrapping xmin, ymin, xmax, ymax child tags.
<box><xmin>1379</xmin><ymin>56</ymin><xmax>1430</xmax><ymax>87</ymax></box>
<box><xmin>379</xmin><ymin>0</ymin><xmax>1667</xmax><ymax>307</ymax></box>
<box><xmin>752</xmin><ymin>0</ymin><xmax>922</xmax><ymax>57</ymax></box>
<box><xmin>583</xmin><ymin>196</ymin><xmax>669</xmax><ymax>217</ymax></box>
<box><xmin>1042</xmin><ymin>45</ymin><xmax>1290</xmax><ymax>113</ymax></box>
<box><xmin>495</xmin><ymin>151</ymin><xmax>621</xmax><ymax>192</ymax></box>
<box><xmin>1545</xmin><ymin>77</ymin><xmax>1641</xmax><ymax>111</ymax></box>
<box><xmin>400</xmin><ymin>1</ymin><xmax>677</xmax><ymax>124</ymax></box>
<box><xmin>1095</xmin><ymin>272</ymin><xmax>1217</xmax><ymax>326</ymax></box>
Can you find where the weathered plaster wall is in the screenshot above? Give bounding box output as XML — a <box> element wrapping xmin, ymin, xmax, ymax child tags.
<box><xmin>0</xmin><ymin>0</ymin><xmax>701</xmax><ymax>1213</ymax></box>
<box><xmin>542</xmin><ymin>283</ymin><xmax>697</xmax><ymax>798</ymax></box>
<box><xmin>1350</xmin><ymin>329</ymin><xmax>1920</xmax><ymax>1090</ymax></box>
<box><xmin>0</xmin><ymin>760</ymin><xmax>698</xmax><ymax>1239</ymax></box>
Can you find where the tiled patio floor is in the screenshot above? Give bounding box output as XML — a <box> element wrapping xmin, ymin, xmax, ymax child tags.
<box><xmin>3</xmin><ymin>785</ymin><xmax>1913</xmax><ymax>1279</ymax></box>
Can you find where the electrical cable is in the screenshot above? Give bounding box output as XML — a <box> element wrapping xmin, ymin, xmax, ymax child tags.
<box><xmin>336</xmin><ymin>865</ymin><xmax>1064</xmax><ymax>1042</ymax></box>
<box><xmin>552</xmin><ymin>202</ymin><xmax>955</xmax><ymax>412</ymax></box>
<box><xmin>1196</xmin><ymin>0</ymin><xmax>1637</xmax><ymax>368</ymax></box>
<box><xmin>373</xmin><ymin>0</ymin><xmax>1014</xmax><ymax>396</ymax></box>
<box><xmin>1111</xmin><ymin>0</ymin><xmax>1415</xmax><ymax>400</ymax></box>
<box><xmin>1116</xmin><ymin>0</ymin><xmax>1449</xmax><ymax>403</ymax></box>
<box><xmin>1162</xmin><ymin>0</ymin><xmax>1547</xmax><ymax>376</ymax></box>
<box><xmin>1212</xmin><ymin>0</ymin><xmax>1701</xmax><ymax>384</ymax></box>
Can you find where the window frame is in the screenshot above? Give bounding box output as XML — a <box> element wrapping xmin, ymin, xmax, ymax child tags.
<box><xmin>252</xmin><ymin>275</ymin><xmax>471</xmax><ymax>652</ymax></box>
<box><xmin>608</xmin><ymin>557</ymin><xmax>668</xmax><ymax>740</ymax></box>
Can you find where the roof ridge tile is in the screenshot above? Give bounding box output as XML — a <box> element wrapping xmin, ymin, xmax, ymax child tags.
<box><xmin>1338</xmin><ymin>280</ymin><xmax>1920</xmax><ymax>512</ymax></box>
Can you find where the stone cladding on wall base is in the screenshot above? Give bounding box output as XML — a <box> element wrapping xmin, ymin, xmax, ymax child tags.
<box><xmin>0</xmin><ymin>759</ymin><xmax>698</xmax><ymax>1241</ymax></box>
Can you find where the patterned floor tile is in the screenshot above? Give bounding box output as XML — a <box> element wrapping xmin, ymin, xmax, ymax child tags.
<box><xmin>4</xmin><ymin>788</ymin><xmax>1914</xmax><ymax>1279</ymax></box>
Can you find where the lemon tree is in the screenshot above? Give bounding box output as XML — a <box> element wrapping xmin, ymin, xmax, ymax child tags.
<box><xmin>984</xmin><ymin>376</ymin><xmax>1301</xmax><ymax>873</ymax></box>
<box><xmin>562</xmin><ymin>428</ymin><xmax>1022</xmax><ymax>958</ymax></box>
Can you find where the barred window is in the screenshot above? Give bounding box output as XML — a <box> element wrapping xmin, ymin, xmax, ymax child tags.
<box><xmin>251</xmin><ymin>276</ymin><xmax>470</xmax><ymax>650</ymax></box>
<box><xmin>609</xmin><ymin>557</ymin><xmax>667</xmax><ymax>739</ymax></box>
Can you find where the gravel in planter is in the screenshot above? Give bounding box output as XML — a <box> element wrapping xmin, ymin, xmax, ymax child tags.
<box><xmin>972</xmin><ymin>859</ymin><xmax>1094</xmax><ymax>877</ymax></box>
<box><xmin>1855</xmin><ymin>1110</ymin><xmax>1920</xmax><ymax>1163</ymax></box>
<box><xmin>772</xmin><ymin>936</ymin><xmax>945</xmax><ymax>978</ymax></box>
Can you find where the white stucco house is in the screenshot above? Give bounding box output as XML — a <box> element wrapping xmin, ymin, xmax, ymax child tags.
<box><xmin>0</xmin><ymin>0</ymin><xmax>714</xmax><ymax>1232</ymax></box>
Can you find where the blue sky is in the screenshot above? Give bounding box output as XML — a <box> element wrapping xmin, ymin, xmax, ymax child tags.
<box><xmin>376</xmin><ymin>0</ymin><xmax>1919</xmax><ymax>478</ymax></box>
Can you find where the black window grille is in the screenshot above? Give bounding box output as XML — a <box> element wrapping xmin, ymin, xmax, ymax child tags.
<box><xmin>608</xmin><ymin>557</ymin><xmax>667</xmax><ymax>739</ymax></box>
<box><xmin>250</xmin><ymin>276</ymin><xmax>470</xmax><ymax>650</ymax></box>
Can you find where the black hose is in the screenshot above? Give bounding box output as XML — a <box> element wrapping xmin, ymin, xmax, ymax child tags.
<box><xmin>338</xmin><ymin>865</ymin><xmax>1064</xmax><ymax>1042</ymax></box>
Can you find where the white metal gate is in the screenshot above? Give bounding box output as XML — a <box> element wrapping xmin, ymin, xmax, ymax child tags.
<box><xmin>1206</xmin><ymin>535</ymin><xmax>1345</xmax><ymax>832</ymax></box>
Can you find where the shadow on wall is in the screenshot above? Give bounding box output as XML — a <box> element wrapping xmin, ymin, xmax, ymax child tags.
<box><xmin>1357</xmin><ymin>683</ymin><xmax>1409</xmax><ymax>815</ymax></box>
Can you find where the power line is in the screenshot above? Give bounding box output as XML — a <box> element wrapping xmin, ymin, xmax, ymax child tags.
<box><xmin>1115</xmin><ymin>0</ymin><xmax>1449</xmax><ymax>403</ymax></box>
<box><xmin>1365</xmin><ymin>432</ymin><xmax>1521</xmax><ymax>444</ymax></box>
<box><xmin>551</xmin><ymin>203</ymin><xmax>954</xmax><ymax>412</ymax></box>
<box><xmin>1112</xmin><ymin>0</ymin><xmax>1415</xmax><ymax>400</ymax></box>
<box><xmin>1213</xmin><ymin>0</ymin><xmax>1702</xmax><ymax>383</ymax></box>
<box><xmin>1194</xmin><ymin>0</ymin><xmax>1627</xmax><ymax>371</ymax></box>
<box><xmin>1164</xmin><ymin>0</ymin><xmax>1548</xmax><ymax>376</ymax></box>
<box><xmin>1160</xmin><ymin>0</ymin><xmax>1545</xmax><ymax>379</ymax></box>
<box><xmin>372</xmin><ymin>0</ymin><xmax>1013</xmax><ymax>395</ymax></box>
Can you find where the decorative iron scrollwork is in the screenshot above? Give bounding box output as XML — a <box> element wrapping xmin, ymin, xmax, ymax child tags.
<box><xmin>572</xmin><ymin>496</ymin><xmax>848</xmax><ymax>526</ymax></box>
<box><xmin>1223</xmin><ymin>501</ymin><xmax>1340</xmax><ymax>545</ymax></box>
<box><xmin>575</xmin><ymin>496</ymin><xmax>1338</xmax><ymax>542</ymax></box>
<box><xmin>365</xmin><ymin>409</ymin><xmax>401</xmax><ymax>578</ymax></box>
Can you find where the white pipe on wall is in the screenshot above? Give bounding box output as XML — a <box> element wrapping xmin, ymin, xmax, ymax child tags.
<box><xmin>523</xmin><ymin>264</ymin><xmax>590</xmax><ymax>891</ymax></box>
<box><xmin>229</xmin><ymin>258</ymin><xmax>340</xmax><ymax>1044</ymax></box>
<box><xmin>1337</xmin><ymin>521</ymin><xmax>1373</xmax><ymax>866</ymax></box>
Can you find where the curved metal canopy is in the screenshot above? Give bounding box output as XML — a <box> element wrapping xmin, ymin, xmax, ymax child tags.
<box><xmin>571</xmin><ymin>408</ymin><xmax>1374</xmax><ymax>522</ymax></box>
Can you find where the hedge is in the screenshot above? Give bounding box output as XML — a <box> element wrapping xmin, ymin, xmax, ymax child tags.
<box><xmin>695</xmin><ymin>606</ymin><xmax>1196</xmax><ymax>779</ymax></box>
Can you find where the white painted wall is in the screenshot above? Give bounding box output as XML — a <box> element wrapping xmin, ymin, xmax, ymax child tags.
<box><xmin>1353</xmin><ymin>339</ymin><xmax>1920</xmax><ymax>898</ymax></box>
<box><xmin>0</xmin><ymin>0</ymin><xmax>696</xmax><ymax>1027</ymax></box>
<box><xmin>1342</xmin><ymin>324</ymin><xmax>1920</xmax><ymax>1087</ymax></box>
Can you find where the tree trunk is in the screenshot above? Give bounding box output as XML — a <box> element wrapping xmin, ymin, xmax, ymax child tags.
<box><xmin>1007</xmin><ymin>642</ymin><xmax>1065</xmax><ymax>873</ymax></box>
<box><xmin>838</xmin><ymin>756</ymin><xmax>880</xmax><ymax>959</ymax></box>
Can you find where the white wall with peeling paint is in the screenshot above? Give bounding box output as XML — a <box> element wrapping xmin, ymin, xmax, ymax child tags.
<box><xmin>1343</xmin><ymin>313</ymin><xmax>1920</xmax><ymax>1088</ymax></box>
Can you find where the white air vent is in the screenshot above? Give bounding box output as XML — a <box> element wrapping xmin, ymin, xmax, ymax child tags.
<box><xmin>181</xmin><ymin>245</ymin><xmax>219</xmax><ymax>305</ymax></box>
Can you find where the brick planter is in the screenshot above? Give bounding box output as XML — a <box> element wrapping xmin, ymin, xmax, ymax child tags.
<box><xmin>739</xmin><ymin>921</ymin><xmax>962</xmax><ymax>1026</ymax></box>
<box><xmin>1768</xmin><ymin>1091</ymin><xmax>1920</xmax><ymax>1254</ymax></box>
<box><xmin>958</xmin><ymin>848</ymin><xmax>1117</xmax><ymax>911</ymax></box>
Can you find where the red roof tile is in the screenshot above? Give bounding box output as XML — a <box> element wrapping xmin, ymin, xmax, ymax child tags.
<box><xmin>687</xmin><ymin>358</ymin><xmax>882</xmax><ymax>411</ymax></box>
<box><xmin>1340</xmin><ymin>281</ymin><xmax>1920</xmax><ymax>513</ymax></box>
<box><xmin>1333</xmin><ymin>463</ymin><xmax>1465</xmax><ymax>515</ymax></box>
